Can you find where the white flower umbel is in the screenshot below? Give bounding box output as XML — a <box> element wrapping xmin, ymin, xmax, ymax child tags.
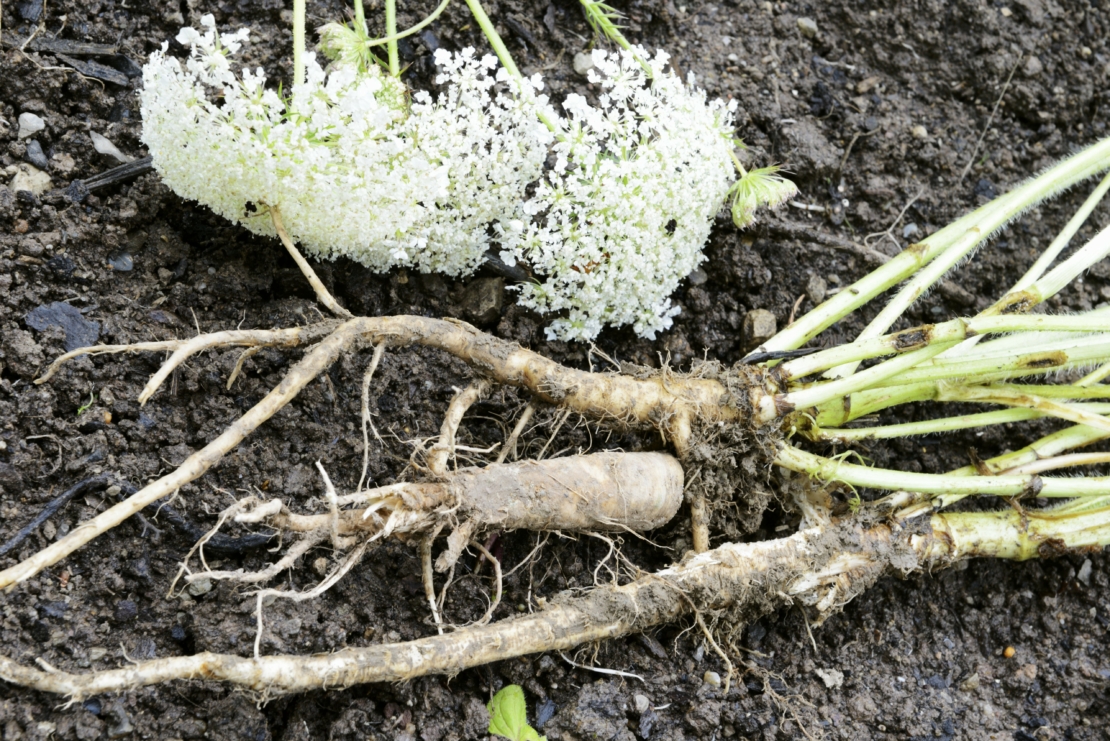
<box><xmin>499</xmin><ymin>48</ymin><xmax>738</xmax><ymax>341</ymax></box>
<box><xmin>141</xmin><ymin>16</ymin><xmax>551</xmax><ymax>276</ymax></box>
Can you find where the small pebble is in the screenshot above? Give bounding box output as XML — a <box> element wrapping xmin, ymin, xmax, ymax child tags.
<box><xmin>186</xmin><ymin>578</ymin><xmax>213</xmax><ymax>596</ymax></box>
<box><xmin>727</xmin><ymin>53</ymin><xmax>739</xmax><ymax>62</ymax></box>
<box><xmin>573</xmin><ymin>51</ymin><xmax>595</xmax><ymax>77</ymax></box>
<box><xmin>9</xmin><ymin>164</ymin><xmax>53</xmax><ymax>196</ymax></box>
<box><xmin>634</xmin><ymin>694</ymin><xmax>651</xmax><ymax>714</ymax></box>
<box><xmin>91</xmin><ymin>131</ymin><xmax>132</xmax><ymax>163</ymax></box>
<box><xmin>18</xmin><ymin>112</ymin><xmax>45</xmax><ymax>139</ymax></box>
<box><xmin>902</xmin><ymin>222</ymin><xmax>920</xmax><ymax>239</ymax></box>
<box><xmin>107</xmin><ymin>251</ymin><xmax>133</xmax><ymax>272</ymax></box>
<box><xmin>1000</xmin><ymin>6</ymin><xmax>1012</xmax><ymax>16</ymax></box>
<box><xmin>797</xmin><ymin>17</ymin><xmax>818</xmax><ymax>38</ymax></box>
<box><xmin>856</xmin><ymin>76</ymin><xmax>881</xmax><ymax>94</ymax></box>
<box><xmin>959</xmin><ymin>672</ymin><xmax>980</xmax><ymax>691</ymax></box>
<box><xmin>1023</xmin><ymin>56</ymin><xmax>1043</xmax><ymax>77</ymax></box>
<box><xmin>911</xmin><ymin>125</ymin><xmax>928</xmax><ymax>139</ymax></box>
<box><xmin>313</xmin><ymin>557</ymin><xmax>329</xmax><ymax>576</ymax></box>
<box><xmin>703</xmin><ymin>670</ymin><xmax>721</xmax><ymax>687</ymax></box>
<box><xmin>113</xmin><ymin>600</ymin><xmax>138</xmax><ymax>623</ymax></box>
<box><xmin>805</xmin><ymin>274</ymin><xmax>827</xmax><ymax>304</ymax></box>
<box><xmin>743</xmin><ymin>308</ymin><xmax>777</xmax><ymax>350</ymax></box>
<box><xmin>1077</xmin><ymin>559</ymin><xmax>1092</xmax><ymax>586</ymax></box>
<box><xmin>25</xmin><ymin>140</ymin><xmax>49</xmax><ymax>170</ymax></box>
<box><xmin>687</xmin><ymin>267</ymin><xmax>708</xmax><ymax>286</ymax></box>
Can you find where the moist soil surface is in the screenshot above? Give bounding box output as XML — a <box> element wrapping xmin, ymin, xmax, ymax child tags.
<box><xmin>2</xmin><ymin>0</ymin><xmax>1110</xmax><ymax>739</ymax></box>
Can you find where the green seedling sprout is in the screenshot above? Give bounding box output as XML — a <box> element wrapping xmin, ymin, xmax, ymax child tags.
<box><xmin>488</xmin><ymin>685</ymin><xmax>546</xmax><ymax>741</ymax></box>
<box><xmin>75</xmin><ymin>392</ymin><xmax>96</xmax><ymax>417</ymax></box>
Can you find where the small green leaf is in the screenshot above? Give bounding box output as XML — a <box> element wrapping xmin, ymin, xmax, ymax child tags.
<box><xmin>488</xmin><ymin>685</ymin><xmax>546</xmax><ymax>741</ymax></box>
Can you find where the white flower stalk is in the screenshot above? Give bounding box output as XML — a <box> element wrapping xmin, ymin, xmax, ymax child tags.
<box><xmin>140</xmin><ymin>16</ymin><xmax>550</xmax><ymax>276</ymax></box>
<box><xmin>499</xmin><ymin>48</ymin><xmax>738</xmax><ymax>341</ymax></box>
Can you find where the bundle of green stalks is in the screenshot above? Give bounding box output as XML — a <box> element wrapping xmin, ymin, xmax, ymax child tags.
<box><xmin>2</xmin><ymin>139</ymin><xmax>1110</xmax><ymax>700</ymax></box>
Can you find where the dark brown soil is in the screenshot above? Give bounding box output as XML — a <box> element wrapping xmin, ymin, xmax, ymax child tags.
<box><xmin>2</xmin><ymin>0</ymin><xmax>1110</xmax><ymax>739</ymax></box>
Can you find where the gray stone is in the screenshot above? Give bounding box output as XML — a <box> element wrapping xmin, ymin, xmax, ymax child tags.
<box><xmin>25</xmin><ymin>140</ymin><xmax>49</xmax><ymax>170</ymax></box>
<box><xmin>462</xmin><ymin>277</ymin><xmax>504</xmax><ymax>326</ymax></box>
<box><xmin>25</xmin><ymin>302</ymin><xmax>101</xmax><ymax>352</ymax></box>
<box><xmin>797</xmin><ymin>17</ymin><xmax>818</xmax><ymax>38</ymax></box>
<box><xmin>633</xmin><ymin>694</ymin><xmax>651</xmax><ymax>714</ymax></box>
<box><xmin>1023</xmin><ymin>56</ymin><xmax>1044</xmax><ymax>77</ymax></box>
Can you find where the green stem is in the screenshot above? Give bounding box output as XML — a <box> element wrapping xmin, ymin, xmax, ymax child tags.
<box><xmin>869</xmin><ymin>334</ymin><xmax>1110</xmax><ymax>389</ymax></box>
<box><xmin>812</xmin><ymin>381</ymin><xmax>937</xmax><ymax>427</ymax></box>
<box><xmin>385</xmin><ymin>0</ymin><xmax>400</xmax><ymax>75</ymax></box>
<box><xmin>354</xmin><ymin>0</ymin><xmax>368</xmax><ymax>33</ymax></box>
<box><xmin>461</xmin><ymin>0</ymin><xmax>559</xmax><ymax>133</ymax></box>
<box><xmin>1012</xmin><ymin>171</ymin><xmax>1110</xmax><ymax>293</ymax></box>
<box><xmin>462</xmin><ymin>0</ymin><xmax>520</xmax><ymax>78</ymax></box>
<box><xmin>813</xmin><ymin>404</ymin><xmax>1110</xmax><ymax>442</ymax></box>
<box><xmin>929</xmin><ymin>498</ymin><xmax>1110</xmax><ymax>561</ymax></box>
<box><xmin>293</xmin><ymin>0</ymin><xmax>306</xmax><ymax>87</ymax></box>
<box><xmin>776</xmin><ymin>445</ymin><xmax>1110</xmax><ymax>499</ymax></box>
<box><xmin>753</xmin><ymin>137</ymin><xmax>1110</xmax><ymax>359</ymax></box>
<box><xmin>778</xmin><ymin>312</ymin><xmax>1110</xmax><ymax>382</ymax></box>
<box><xmin>936</xmin><ymin>384</ymin><xmax>1110</xmax><ymax>434</ymax></box>
<box><xmin>365</xmin><ymin>0</ymin><xmax>451</xmax><ymax>47</ymax></box>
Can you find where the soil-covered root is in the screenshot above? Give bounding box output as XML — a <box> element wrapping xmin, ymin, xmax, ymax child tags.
<box><xmin>3</xmin><ymin>315</ymin><xmax>768</xmax><ymax>589</ymax></box>
<box><xmin>0</xmin><ymin>510</ymin><xmax>1001</xmax><ymax>700</ymax></box>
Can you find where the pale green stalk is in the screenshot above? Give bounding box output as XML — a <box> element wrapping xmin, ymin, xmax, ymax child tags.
<box><xmin>1079</xmin><ymin>362</ymin><xmax>1110</xmax><ymax>386</ymax></box>
<box><xmin>928</xmin><ymin>496</ymin><xmax>1110</xmax><ymax>561</ymax></box>
<box><xmin>752</xmin><ymin>138</ymin><xmax>1110</xmax><ymax>359</ymax></box>
<box><xmin>936</xmin><ymin>383</ymin><xmax>1110</xmax><ymax>433</ymax></box>
<box><xmin>1012</xmin><ymin>171</ymin><xmax>1110</xmax><ymax>292</ymax></box>
<box><xmin>293</xmin><ymin>0</ymin><xmax>306</xmax><ymax>87</ymax></box>
<box><xmin>776</xmin><ymin>445</ymin><xmax>1110</xmax><ymax>499</ymax></box>
<box><xmin>778</xmin><ymin>312</ymin><xmax>1110</xmax><ymax>382</ymax></box>
<box><xmin>868</xmin><ymin>334</ymin><xmax>1110</xmax><ymax>389</ymax></box>
<box><xmin>462</xmin><ymin>0</ymin><xmax>560</xmax><ymax>134</ymax></box>
<box><xmin>462</xmin><ymin>0</ymin><xmax>520</xmax><ymax>78</ymax></box>
<box><xmin>354</xmin><ymin>0</ymin><xmax>367</xmax><ymax>33</ymax></box>
<box><xmin>365</xmin><ymin>0</ymin><xmax>451</xmax><ymax>48</ymax></box>
<box><xmin>385</xmin><ymin>0</ymin><xmax>400</xmax><ymax>76</ymax></box>
<box><xmin>812</xmin><ymin>381</ymin><xmax>936</xmax><ymax>427</ymax></box>
<box><xmin>813</xmin><ymin>404</ymin><xmax>1110</xmax><ymax>442</ymax></box>
<box><xmin>1006</xmin><ymin>452</ymin><xmax>1110</xmax><ymax>476</ymax></box>
<box><xmin>773</xmin><ymin>343</ymin><xmax>960</xmax><ymax>419</ymax></box>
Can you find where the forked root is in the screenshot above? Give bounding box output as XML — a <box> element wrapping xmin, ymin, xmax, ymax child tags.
<box><xmin>2</xmin><ymin>315</ymin><xmax>747</xmax><ymax>590</ymax></box>
<box><xmin>0</xmin><ymin>514</ymin><xmax>965</xmax><ymax>699</ymax></box>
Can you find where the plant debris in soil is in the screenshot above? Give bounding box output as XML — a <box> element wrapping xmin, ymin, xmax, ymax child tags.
<box><xmin>2</xmin><ymin>0</ymin><xmax>1110</xmax><ymax>739</ymax></box>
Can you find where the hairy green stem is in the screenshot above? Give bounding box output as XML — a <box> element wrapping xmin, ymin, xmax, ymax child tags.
<box><xmin>779</xmin><ymin>312</ymin><xmax>1110</xmax><ymax>382</ymax></box>
<box><xmin>753</xmin><ymin>137</ymin><xmax>1110</xmax><ymax>360</ymax></box>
